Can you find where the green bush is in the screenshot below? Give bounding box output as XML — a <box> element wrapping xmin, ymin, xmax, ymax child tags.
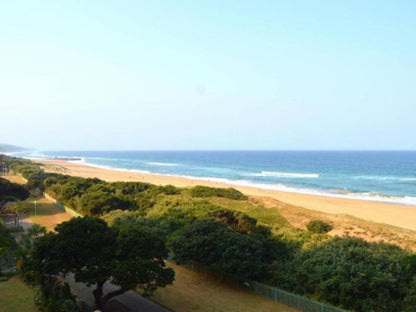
<box><xmin>306</xmin><ymin>220</ymin><xmax>333</xmax><ymax>234</ymax></box>
<box><xmin>7</xmin><ymin>226</ymin><xmax>24</xmax><ymax>233</ymax></box>
<box><xmin>190</xmin><ymin>185</ymin><xmax>247</xmax><ymax>200</ymax></box>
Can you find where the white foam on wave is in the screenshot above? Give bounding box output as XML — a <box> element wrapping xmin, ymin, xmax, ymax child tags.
<box><xmin>199</xmin><ymin>177</ymin><xmax>416</xmax><ymax>206</ymax></box>
<box><xmin>252</xmin><ymin>171</ymin><xmax>319</xmax><ymax>178</ymax></box>
<box><xmin>70</xmin><ymin>160</ymin><xmax>152</xmax><ymax>175</ymax></box>
<box><xmin>22</xmin><ymin>151</ymin><xmax>50</xmax><ymax>160</ymax></box>
<box><xmin>401</xmin><ymin>178</ymin><xmax>416</xmax><ymax>182</ymax></box>
<box><xmin>147</xmin><ymin>162</ymin><xmax>179</xmax><ymax>167</ymax></box>
<box><xmin>167</xmin><ymin>175</ymin><xmax>416</xmax><ymax>205</ymax></box>
<box><xmin>354</xmin><ymin>175</ymin><xmax>416</xmax><ymax>182</ymax></box>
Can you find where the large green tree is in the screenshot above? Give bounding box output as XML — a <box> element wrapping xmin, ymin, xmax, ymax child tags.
<box><xmin>170</xmin><ymin>218</ymin><xmax>264</xmax><ymax>279</ymax></box>
<box><xmin>297</xmin><ymin>237</ymin><xmax>408</xmax><ymax>311</ymax></box>
<box><xmin>28</xmin><ymin>217</ymin><xmax>174</xmax><ymax>309</ymax></box>
<box><xmin>0</xmin><ymin>177</ymin><xmax>29</xmax><ymax>208</ymax></box>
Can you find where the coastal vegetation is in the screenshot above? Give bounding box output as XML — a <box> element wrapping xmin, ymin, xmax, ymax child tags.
<box><xmin>190</xmin><ymin>185</ymin><xmax>248</xmax><ymax>200</ymax></box>
<box><xmin>0</xmin><ymin>219</ymin><xmax>17</xmax><ymax>271</ymax></box>
<box><xmin>306</xmin><ymin>220</ymin><xmax>333</xmax><ymax>234</ymax></box>
<box><xmin>23</xmin><ymin>216</ymin><xmax>174</xmax><ymax>310</ymax></box>
<box><xmin>3</xmin><ymin>155</ymin><xmax>416</xmax><ymax>311</ymax></box>
<box><xmin>0</xmin><ymin>176</ymin><xmax>30</xmax><ymax>208</ymax></box>
<box><xmin>0</xmin><ymin>174</ymin><xmax>29</xmax><ymax>275</ymax></box>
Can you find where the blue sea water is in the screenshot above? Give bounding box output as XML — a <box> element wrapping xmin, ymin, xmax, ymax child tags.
<box><xmin>19</xmin><ymin>151</ymin><xmax>416</xmax><ymax>206</ymax></box>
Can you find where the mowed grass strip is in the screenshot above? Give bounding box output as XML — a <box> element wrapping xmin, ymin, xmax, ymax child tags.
<box><xmin>0</xmin><ymin>276</ymin><xmax>38</xmax><ymax>312</ymax></box>
<box><xmin>152</xmin><ymin>262</ymin><xmax>299</xmax><ymax>312</ymax></box>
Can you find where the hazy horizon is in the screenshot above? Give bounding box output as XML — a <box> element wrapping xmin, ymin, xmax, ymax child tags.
<box><xmin>1</xmin><ymin>1</ymin><xmax>415</xmax><ymax>150</ymax></box>
<box><xmin>3</xmin><ymin>144</ymin><xmax>416</xmax><ymax>152</ymax></box>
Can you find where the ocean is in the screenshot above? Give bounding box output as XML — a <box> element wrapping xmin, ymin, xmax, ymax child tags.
<box><xmin>18</xmin><ymin>150</ymin><xmax>416</xmax><ymax>206</ymax></box>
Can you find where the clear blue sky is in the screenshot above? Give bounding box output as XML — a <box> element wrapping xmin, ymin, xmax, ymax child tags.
<box><xmin>1</xmin><ymin>1</ymin><xmax>415</xmax><ymax>150</ymax></box>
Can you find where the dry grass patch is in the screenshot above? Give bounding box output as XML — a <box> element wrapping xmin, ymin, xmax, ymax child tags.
<box><xmin>2</xmin><ymin>174</ymin><xmax>26</xmax><ymax>185</ymax></box>
<box><xmin>152</xmin><ymin>262</ymin><xmax>299</xmax><ymax>312</ymax></box>
<box><xmin>254</xmin><ymin>196</ymin><xmax>416</xmax><ymax>252</ymax></box>
<box><xmin>25</xmin><ymin>197</ymin><xmax>73</xmax><ymax>231</ymax></box>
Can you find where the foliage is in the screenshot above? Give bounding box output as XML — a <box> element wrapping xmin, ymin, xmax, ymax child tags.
<box><xmin>8</xmin><ymin>202</ymin><xmax>30</xmax><ymax>228</ymax></box>
<box><xmin>170</xmin><ymin>219</ymin><xmax>264</xmax><ymax>279</ymax></box>
<box><xmin>148</xmin><ymin>184</ymin><xmax>181</xmax><ymax>196</ymax></box>
<box><xmin>34</xmin><ymin>276</ymin><xmax>78</xmax><ymax>312</ymax></box>
<box><xmin>0</xmin><ymin>177</ymin><xmax>29</xmax><ymax>207</ymax></box>
<box><xmin>7</xmin><ymin>226</ymin><xmax>24</xmax><ymax>233</ymax></box>
<box><xmin>78</xmin><ymin>190</ymin><xmax>134</xmax><ymax>215</ymax></box>
<box><xmin>306</xmin><ymin>220</ymin><xmax>333</xmax><ymax>234</ymax></box>
<box><xmin>296</xmin><ymin>237</ymin><xmax>408</xmax><ymax>311</ymax></box>
<box><xmin>20</xmin><ymin>224</ymin><xmax>47</xmax><ymax>256</ymax></box>
<box><xmin>27</xmin><ymin>217</ymin><xmax>174</xmax><ymax>309</ymax></box>
<box><xmin>0</xmin><ymin>220</ymin><xmax>15</xmax><ymax>261</ymax></box>
<box><xmin>190</xmin><ymin>185</ymin><xmax>247</xmax><ymax>200</ymax></box>
<box><xmin>208</xmin><ymin>208</ymin><xmax>258</xmax><ymax>234</ymax></box>
<box><xmin>7</xmin><ymin>157</ymin><xmax>416</xmax><ymax>311</ymax></box>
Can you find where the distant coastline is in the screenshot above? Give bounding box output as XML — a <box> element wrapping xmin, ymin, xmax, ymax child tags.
<box><xmin>65</xmin><ymin>158</ymin><xmax>416</xmax><ymax>206</ymax></box>
<box><xmin>34</xmin><ymin>158</ymin><xmax>416</xmax><ymax>231</ymax></box>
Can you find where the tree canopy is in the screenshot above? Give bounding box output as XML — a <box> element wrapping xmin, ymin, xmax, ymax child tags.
<box><xmin>8</xmin><ymin>157</ymin><xmax>416</xmax><ymax>311</ymax></box>
<box><xmin>27</xmin><ymin>217</ymin><xmax>174</xmax><ymax>309</ymax></box>
<box><xmin>0</xmin><ymin>177</ymin><xmax>29</xmax><ymax>208</ymax></box>
<box><xmin>170</xmin><ymin>218</ymin><xmax>264</xmax><ymax>279</ymax></box>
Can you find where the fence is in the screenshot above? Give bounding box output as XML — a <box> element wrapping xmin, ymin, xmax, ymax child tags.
<box><xmin>175</xmin><ymin>260</ymin><xmax>347</xmax><ymax>312</ymax></box>
<box><xmin>43</xmin><ymin>192</ymin><xmax>83</xmax><ymax>217</ymax></box>
<box><xmin>253</xmin><ymin>282</ymin><xmax>346</xmax><ymax>312</ymax></box>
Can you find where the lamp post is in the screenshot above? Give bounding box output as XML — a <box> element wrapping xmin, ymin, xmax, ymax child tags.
<box><xmin>34</xmin><ymin>200</ymin><xmax>37</xmax><ymax>217</ymax></box>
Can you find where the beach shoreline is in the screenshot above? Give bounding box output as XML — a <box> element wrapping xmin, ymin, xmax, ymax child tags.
<box><xmin>32</xmin><ymin>158</ymin><xmax>416</xmax><ymax>231</ymax></box>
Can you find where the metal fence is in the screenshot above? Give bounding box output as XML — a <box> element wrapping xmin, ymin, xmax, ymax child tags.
<box><xmin>176</xmin><ymin>260</ymin><xmax>347</xmax><ymax>312</ymax></box>
<box><xmin>253</xmin><ymin>282</ymin><xmax>346</xmax><ymax>312</ymax></box>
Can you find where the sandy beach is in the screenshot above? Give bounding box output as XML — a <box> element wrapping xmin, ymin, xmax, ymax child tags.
<box><xmin>36</xmin><ymin>159</ymin><xmax>416</xmax><ymax>231</ymax></box>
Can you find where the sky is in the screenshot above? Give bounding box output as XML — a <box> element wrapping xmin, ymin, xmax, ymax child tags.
<box><xmin>0</xmin><ymin>1</ymin><xmax>415</xmax><ymax>150</ymax></box>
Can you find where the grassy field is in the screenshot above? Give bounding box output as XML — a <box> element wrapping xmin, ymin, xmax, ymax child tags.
<box><xmin>0</xmin><ymin>276</ymin><xmax>38</xmax><ymax>312</ymax></box>
<box><xmin>2</xmin><ymin>174</ymin><xmax>26</xmax><ymax>185</ymax></box>
<box><xmin>23</xmin><ymin>197</ymin><xmax>73</xmax><ymax>232</ymax></box>
<box><xmin>152</xmin><ymin>262</ymin><xmax>299</xmax><ymax>312</ymax></box>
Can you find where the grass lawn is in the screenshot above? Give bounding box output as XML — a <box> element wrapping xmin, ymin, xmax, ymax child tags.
<box><xmin>0</xmin><ymin>276</ymin><xmax>38</xmax><ymax>312</ymax></box>
<box><xmin>25</xmin><ymin>197</ymin><xmax>73</xmax><ymax>232</ymax></box>
<box><xmin>1</xmin><ymin>174</ymin><xmax>26</xmax><ymax>185</ymax></box>
<box><xmin>152</xmin><ymin>262</ymin><xmax>299</xmax><ymax>312</ymax></box>
<box><xmin>3</xmin><ymin>174</ymin><xmax>73</xmax><ymax>231</ymax></box>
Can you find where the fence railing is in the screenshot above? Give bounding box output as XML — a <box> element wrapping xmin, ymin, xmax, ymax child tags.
<box><xmin>253</xmin><ymin>282</ymin><xmax>346</xmax><ymax>312</ymax></box>
<box><xmin>175</xmin><ymin>260</ymin><xmax>347</xmax><ymax>312</ymax></box>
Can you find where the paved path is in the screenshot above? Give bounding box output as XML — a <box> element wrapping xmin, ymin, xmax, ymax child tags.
<box><xmin>66</xmin><ymin>273</ymin><xmax>171</xmax><ymax>312</ymax></box>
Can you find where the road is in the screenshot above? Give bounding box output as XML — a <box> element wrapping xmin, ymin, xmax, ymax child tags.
<box><xmin>65</xmin><ymin>273</ymin><xmax>172</xmax><ymax>312</ymax></box>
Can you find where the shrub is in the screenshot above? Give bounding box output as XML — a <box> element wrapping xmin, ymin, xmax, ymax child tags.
<box><xmin>306</xmin><ymin>220</ymin><xmax>333</xmax><ymax>234</ymax></box>
<box><xmin>190</xmin><ymin>185</ymin><xmax>247</xmax><ymax>200</ymax></box>
<box><xmin>148</xmin><ymin>185</ymin><xmax>181</xmax><ymax>196</ymax></box>
<box><xmin>7</xmin><ymin>226</ymin><xmax>24</xmax><ymax>233</ymax></box>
